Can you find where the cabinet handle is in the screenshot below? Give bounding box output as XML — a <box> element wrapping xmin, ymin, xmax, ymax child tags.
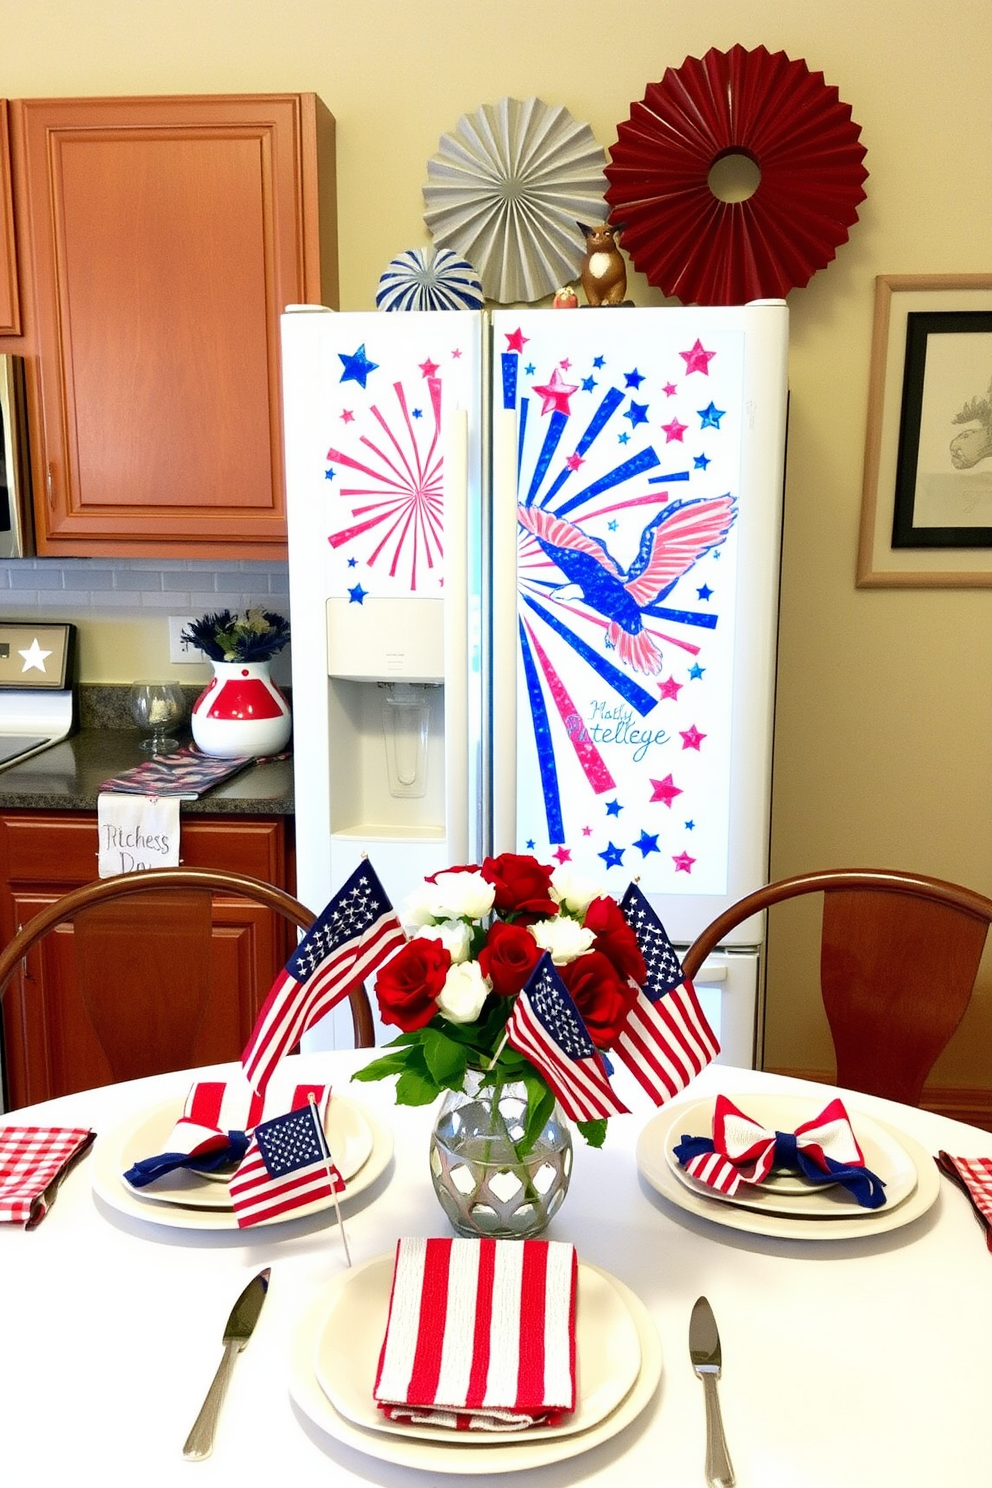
<box><xmin>46</xmin><ymin>464</ymin><xmax>55</xmax><ymax>508</ymax></box>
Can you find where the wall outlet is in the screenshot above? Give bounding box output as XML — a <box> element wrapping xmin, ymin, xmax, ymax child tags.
<box><xmin>168</xmin><ymin>616</ymin><xmax>207</xmax><ymax>664</ymax></box>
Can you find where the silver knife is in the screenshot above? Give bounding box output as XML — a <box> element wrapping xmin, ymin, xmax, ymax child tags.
<box><xmin>183</xmin><ymin>1268</ymin><xmax>271</xmax><ymax>1460</ymax></box>
<box><xmin>689</xmin><ymin>1295</ymin><xmax>735</xmax><ymax>1488</ymax></box>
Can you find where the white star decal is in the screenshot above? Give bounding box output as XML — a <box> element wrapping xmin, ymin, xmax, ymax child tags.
<box><xmin>18</xmin><ymin>638</ymin><xmax>52</xmax><ymax>674</ymax></box>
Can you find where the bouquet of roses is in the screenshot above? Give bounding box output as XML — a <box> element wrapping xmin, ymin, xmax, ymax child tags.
<box><xmin>353</xmin><ymin>852</ymin><xmax>647</xmax><ymax>1150</ymax></box>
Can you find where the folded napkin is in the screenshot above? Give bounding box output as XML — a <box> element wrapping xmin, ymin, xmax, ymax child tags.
<box><xmin>123</xmin><ymin>1077</ymin><xmax>328</xmax><ymax>1187</ymax></box>
<box><xmin>673</xmin><ymin>1093</ymin><xmax>887</xmax><ymax>1209</ymax></box>
<box><xmin>936</xmin><ymin>1152</ymin><xmax>992</xmax><ymax>1250</ymax></box>
<box><xmin>374</xmin><ymin>1236</ymin><xmax>577</xmax><ymax>1431</ymax></box>
<box><xmin>0</xmin><ymin>1126</ymin><xmax>95</xmax><ymax>1228</ymax></box>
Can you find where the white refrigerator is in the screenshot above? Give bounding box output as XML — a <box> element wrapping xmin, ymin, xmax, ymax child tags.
<box><xmin>282</xmin><ymin>302</ymin><xmax>789</xmax><ymax>1062</ymax></box>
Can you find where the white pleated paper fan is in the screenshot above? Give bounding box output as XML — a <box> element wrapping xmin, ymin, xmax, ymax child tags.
<box><xmin>376</xmin><ymin>246</ymin><xmax>486</xmax><ymax>312</ymax></box>
<box><xmin>423</xmin><ymin>97</ymin><xmax>608</xmax><ymax>305</ymax></box>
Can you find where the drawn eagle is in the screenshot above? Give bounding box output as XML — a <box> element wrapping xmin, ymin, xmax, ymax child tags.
<box><xmin>518</xmin><ymin>494</ymin><xmax>736</xmax><ymax>675</ymax></box>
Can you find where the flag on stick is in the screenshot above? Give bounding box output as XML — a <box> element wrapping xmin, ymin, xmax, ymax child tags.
<box><xmin>505</xmin><ymin>954</ymin><xmax>630</xmax><ymax>1122</ymax></box>
<box><xmin>242</xmin><ymin>859</ymin><xmax>405</xmax><ymax>1096</ymax></box>
<box><xmin>613</xmin><ymin>882</ymin><xmax>719</xmax><ymax>1104</ymax></box>
<box><xmin>229</xmin><ymin>1096</ymin><xmax>345</xmax><ymax>1228</ymax></box>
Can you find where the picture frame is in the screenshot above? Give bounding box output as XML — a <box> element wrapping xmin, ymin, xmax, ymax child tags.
<box><xmin>857</xmin><ymin>274</ymin><xmax>992</xmax><ymax>587</ymax></box>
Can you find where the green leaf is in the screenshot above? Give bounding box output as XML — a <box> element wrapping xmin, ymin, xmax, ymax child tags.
<box><xmin>395</xmin><ymin>1067</ymin><xmax>443</xmax><ymax>1106</ymax></box>
<box><xmin>421</xmin><ymin>1027</ymin><xmax>469</xmax><ymax>1090</ymax></box>
<box><xmin>576</xmin><ymin>1118</ymin><xmax>608</xmax><ymax>1149</ymax></box>
<box><xmin>350</xmin><ymin>1048</ymin><xmax>417</xmax><ymax>1083</ymax></box>
<box><xmin>518</xmin><ymin>1071</ymin><xmax>556</xmax><ymax>1157</ymax></box>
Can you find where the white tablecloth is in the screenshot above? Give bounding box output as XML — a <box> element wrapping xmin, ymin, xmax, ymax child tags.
<box><xmin>2</xmin><ymin>1054</ymin><xmax>990</xmax><ymax>1487</ymax></box>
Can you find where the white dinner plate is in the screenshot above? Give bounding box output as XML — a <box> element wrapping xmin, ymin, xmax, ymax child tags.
<box><xmin>288</xmin><ymin>1263</ymin><xmax>662</xmax><ymax>1474</ymax></box>
<box><xmin>312</xmin><ymin>1253</ymin><xmax>641</xmax><ymax>1444</ymax></box>
<box><xmin>637</xmin><ymin>1092</ymin><xmax>940</xmax><ymax>1241</ymax></box>
<box><xmin>118</xmin><ymin>1095</ymin><xmax>374</xmax><ymax>1210</ymax></box>
<box><xmin>91</xmin><ymin>1095</ymin><xmax>392</xmax><ymax>1231</ymax></box>
<box><xmin>661</xmin><ymin>1094</ymin><xmax>918</xmax><ymax>1218</ymax></box>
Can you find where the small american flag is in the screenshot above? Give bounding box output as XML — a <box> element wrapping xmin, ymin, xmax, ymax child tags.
<box><xmin>242</xmin><ymin>859</ymin><xmax>405</xmax><ymax>1096</ymax></box>
<box><xmin>613</xmin><ymin>882</ymin><xmax>719</xmax><ymax>1104</ymax></box>
<box><xmin>505</xmin><ymin>954</ymin><xmax>629</xmax><ymax>1122</ymax></box>
<box><xmin>229</xmin><ymin>1099</ymin><xmax>343</xmax><ymax>1228</ymax></box>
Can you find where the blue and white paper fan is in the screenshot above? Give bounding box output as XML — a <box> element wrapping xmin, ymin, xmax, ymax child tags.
<box><xmin>376</xmin><ymin>246</ymin><xmax>485</xmax><ymax>312</ymax></box>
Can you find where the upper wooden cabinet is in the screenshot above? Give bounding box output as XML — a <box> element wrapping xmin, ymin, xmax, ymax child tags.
<box><xmin>13</xmin><ymin>94</ymin><xmax>337</xmax><ymax>557</ymax></box>
<box><xmin>0</xmin><ymin>102</ymin><xmax>20</xmax><ymax>335</ymax></box>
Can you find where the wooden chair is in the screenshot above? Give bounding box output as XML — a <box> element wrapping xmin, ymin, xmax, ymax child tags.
<box><xmin>0</xmin><ymin>867</ymin><xmax>374</xmax><ymax>1107</ymax></box>
<box><xmin>681</xmin><ymin>868</ymin><xmax>992</xmax><ymax>1106</ymax></box>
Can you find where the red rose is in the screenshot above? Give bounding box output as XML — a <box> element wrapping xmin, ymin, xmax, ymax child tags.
<box><xmin>560</xmin><ymin>950</ymin><xmax>639</xmax><ymax>1048</ymax></box>
<box><xmin>478</xmin><ymin>921</ymin><xmax>543</xmax><ymax>998</ymax></box>
<box><xmin>425</xmin><ymin>863</ymin><xmax>481</xmax><ymax>881</ymax></box>
<box><xmin>481</xmin><ymin>852</ymin><xmax>557</xmax><ymax>922</ymax></box>
<box><xmin>583</xmin><ymin>896</ymin><xmax>647</xmax><ymax>985</ymax></box>
<box><xmin>374</xmin><ymin>938</ymin><xmax>450</xmax><ymax>1032</ymax></box>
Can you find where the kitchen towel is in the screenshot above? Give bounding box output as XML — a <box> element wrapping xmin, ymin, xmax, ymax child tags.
<box><xmin>936</xmin><ymin>1152</ymin><xmax>992</xmax><ymax>1250</ymax></box>
<box><xmin>0</xmin><ymin>1126</ymin><xmax>95</xmax><ymax>1227</ymax></box>
<box><xmin>96</xmin><ymin>791</ymin><xmax>180</xmax><ymax>878</ymax></box>
<box><xmin>374</xmin><ymin>1236</ymin><xmax>577</xmax><ymax>1431</ymax></box>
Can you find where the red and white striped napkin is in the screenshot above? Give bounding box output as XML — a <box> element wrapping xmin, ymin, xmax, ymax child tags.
<box><xmin>0</xmin><ymin>1126</ymin><xmax>95</xmax><ymax>1228</ymax></box>
<box><xmin>936</xmin><ymin>1152</ymin><xmax>992</xmax><ymax>1250</ymax></box>
<box><xmin>374</xmin><ymin>1236</ymin><xmax>577</xmax><ymax>1431</ymax></box>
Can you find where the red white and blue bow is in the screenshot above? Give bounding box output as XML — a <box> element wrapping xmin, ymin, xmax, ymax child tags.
<box><xmin>673</xmin><ymin>1094</ymin><xmax>887</xmax><ymax>1209</ymax></box>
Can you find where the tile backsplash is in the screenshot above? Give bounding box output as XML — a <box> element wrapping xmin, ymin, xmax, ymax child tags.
<box><xmin>0</xmin><ymin>557</ymin><xmax>290</xmax><ymax>618</ymax></box>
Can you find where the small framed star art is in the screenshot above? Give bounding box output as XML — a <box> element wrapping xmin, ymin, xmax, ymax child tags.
<box><xmin>0</xmin><ymin>622</ymin><xmax>74</xmax><ymax>688</ymax></box>
<box><xmin>858</xmin><ymin>275</ymin><xmax>992</xmax><ymax>588</ymax></box>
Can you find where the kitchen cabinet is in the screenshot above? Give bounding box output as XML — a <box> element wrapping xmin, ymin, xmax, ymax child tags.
<box><xmin>0</xmin><ymin>810</ymin><xmax>297</xmax><ymax>1108</ymax></box>
<box><xmin>13</xmin><ymin>93</ymin><xmax>337</xmax><ymax>558</ymax></box>
<box><xmin>0</xmin><ymin>101</ymin><xmax>19</xmax><ymax>335</ymax></box>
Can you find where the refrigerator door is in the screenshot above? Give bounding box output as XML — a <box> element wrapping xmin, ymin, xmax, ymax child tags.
<box><xmin>490</xmin><ymin>304</ymin><xmax>788</xmax><ymax>948</ymax></box>
<box><xmin>691</xmin><ymin>949</ymin><xmax>760</xmax><ymax>1069</ymax></box>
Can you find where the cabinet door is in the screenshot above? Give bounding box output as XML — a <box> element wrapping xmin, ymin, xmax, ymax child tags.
<box><xmin>16</xmin><ymin>94</ymin><xmax>335</xmax><ymax>558</ymax></box>
<box><xmin>0</xmin><ymin>101</ymin><xmax>19</xmax><ymax>335</ymax></box>
<box><xmin>0</xmin><ymin>812</ymin><xmax>296</xmax><ymax>1108</ymax></box>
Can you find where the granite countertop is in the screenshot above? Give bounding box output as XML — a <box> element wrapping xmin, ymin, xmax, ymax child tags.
<box><xmin>0</xmin><ymin>686</ymin><xmax>294</xmax><ymax>815</ymax></box>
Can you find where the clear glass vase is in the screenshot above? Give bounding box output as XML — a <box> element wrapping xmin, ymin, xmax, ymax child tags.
<box><xmin>429</xmin><ymin>1070</ymin><xmax>572</xmax><ymax>1239</ymax></box>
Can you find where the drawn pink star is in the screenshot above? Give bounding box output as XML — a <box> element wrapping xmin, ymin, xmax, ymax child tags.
<box><xmin>419</xmin><ymin>357</ymin><xmax>440</xmax><ymax>378</ymax></box>
<box><xmin>662</xmin><ymin>381</ymin><xmax>678</xmax><ymax>397</ymax></box>
<box><xmin>657</xmin><ymin>675</ymin><xmax>683</xmax><ymax>701</ymax></box>
<box><xmin>565</xmin><ymin>452</ymin><xmax>585</xmax><ymax>471</ymax></box>
<box><xmin>340</xmin><ymin>409</ymin><xmax>354</xmax><ymax>423</ymax></box>
<box><xmin>673</xmin><ymin>851</ymin><xmax>696</xmax><ymax>873</ymax></box>
<box><xmin>532</xmin><ymin>367</ymin><xmax>579</xmax><ymax>416</ymax></box>
<box><xmin>505</xmin><ymin>327</ymin><xmax>528</xmax><ymax>354</ymax></box>
<box><xmin>680</xmin><ymin>724</ymin><xmax>706</xmax><ymax>751</ymax></box>
<box><xmin>582</xmin><ymin>825</ymin><xmax>592</xmax><ymax>836</ymax></box>
<box><xmin>661</xmin><ymin>417</ymin><xmax>688</xmax><ymax>443</ymax></box>
<box><xmin>680</xmin><ymin>339</ymin><xmax>716</xmax><ymax>375</ymax></box>
<box><xmin>649</xmin><ymin>773</ymin><xmax>683</xmax><ymax>808</ymax></box>
<box><xmin>553</xmin><ymin>845</ymin><xmax>572</xmax><ymax>863</ymax></box>
<box><xmin>560</xmin><ymin>357</ymin><xmax>572</xmax><ymax>370</ymax></box>
<box><xmin>451</xmin><ymin>347</ymin><xmax>462</xmax><ymax>358</ymax></box>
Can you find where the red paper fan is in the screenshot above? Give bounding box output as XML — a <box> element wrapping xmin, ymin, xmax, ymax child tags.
<box><xmin>604</xmin><ymin>45</ymin><xmax>868</xmax><ymax>305</ymax></box>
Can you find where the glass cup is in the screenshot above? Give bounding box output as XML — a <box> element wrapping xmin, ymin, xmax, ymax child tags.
<box><xmin>129</xmin><ymin>680</ymin><xmax>186</xmax><ymax>754</ymax></box>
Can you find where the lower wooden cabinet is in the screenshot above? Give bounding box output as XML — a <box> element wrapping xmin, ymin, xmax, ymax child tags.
<box><xmin>0</xmin><ymin>811</ymin><xmax>296</xmax><ymax>1109</ymax></box>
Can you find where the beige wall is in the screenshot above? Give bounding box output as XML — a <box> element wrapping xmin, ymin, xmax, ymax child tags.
<box><xmin>2</xmin><ymin>0</ymin><xmax>990</xmax><ymax>1085</ymax></box>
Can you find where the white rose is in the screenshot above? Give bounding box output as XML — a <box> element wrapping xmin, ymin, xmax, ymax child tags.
<box><xmin>529</xmin><ymin>915</ymin><xmax>596</xmax><ymax>964</ymax></box>
<box><xmin>414</xmin><ymin>918</ymin><xmax>473</xmax><ymax>964</ymax></box>
<box><xmin>550</xmin><ymin>865</ymin><xmax>605</xmax><ymax>916</ymax></box>
<box><xmin>437</xmin><ymin>959</ymin><xmax>490</xmax><ymax>1023</ymax></box>
<box><xmin>400</xmin><ymin>882</ymin><xmax>445</xmax><ymax>927</ymax></box>
<box><xmin>430</xmin><ymin>870</ymin><xmax>496</xmax><ymax>920</ymax></box>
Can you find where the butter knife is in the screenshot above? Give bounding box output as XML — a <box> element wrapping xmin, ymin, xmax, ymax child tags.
<box><xmin>689</xmin><ymin>1295</ymin><xmax>735</xmax><ymax>1488</ymax></box>
<box><xmin>183</xmin><ymin>1268</ymin><xmax>271</xmax><ymax>1461</ymax></box>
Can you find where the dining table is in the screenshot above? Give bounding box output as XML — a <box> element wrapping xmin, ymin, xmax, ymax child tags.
<box><xmin>3</xmin><ymin>1048</ymin><xmax>991</xmax><ymax>1488</ymax></box>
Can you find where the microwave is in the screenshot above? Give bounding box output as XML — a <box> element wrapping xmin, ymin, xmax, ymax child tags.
<box><xmin>0</xmin><ymin>355</ymin><xmax>33</xmax><ymax>558</ymax></box>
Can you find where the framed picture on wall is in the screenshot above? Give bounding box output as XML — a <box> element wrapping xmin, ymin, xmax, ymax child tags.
<box><xmin>858</xmin><ymin>274</ymin><xmax>992</xmax><ymax>587</ymax></box>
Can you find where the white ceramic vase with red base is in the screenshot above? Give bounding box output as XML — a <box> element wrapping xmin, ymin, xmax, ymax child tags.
<box><xmin>191</xmin><ymin>660</ymin><xmax>292</xmax><ymax>758</ymax></box>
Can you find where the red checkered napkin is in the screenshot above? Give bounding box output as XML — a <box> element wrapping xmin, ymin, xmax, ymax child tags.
<box><xmin>0</xmin><ymin>1126</ymin><xmax>95</xmax><ymax>1228</ymax></box>
<box><xmin>936</xmin><ymin>1152</ymin><xmax>992</xmax><ymax>1250</ymax></box>
<box><xmin>374</xmin><ymin>1236</ymin><xmax>578</xmax><ymax>1432</ymax></box>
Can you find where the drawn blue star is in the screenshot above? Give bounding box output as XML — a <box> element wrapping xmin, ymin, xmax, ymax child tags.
<box><xmin>348</xmin><ymin>583</ymin><xmax>368</xmax><ymax>604</ymax></box>
<box><xmin>697</xmin><ymin>583</ymin><xmax>713</xmax><ymax>601</ymax></box>
<box><xmin>598</xmin><ymin>842</ymin><xmax>625</xmax><ymax>870</ymax></box>
<box><xmin>698</xmin><ymin>402</ymin><xmax>725</xmax><ymax>429</ymax></box>
<box><xmin>324</xmin><ymin>467</ymin><xmax>335</xmax><ymax>481</ymax></box>
<box><xmin>624</xmin><ymin>368</ymin><xmax>645</xmax><ymax>388</ymax></box>
<box><xmin>338</xmin><ymin>344</ymin><xmax>379</xmax><ymax>388</ymax></box>
<box><xmin>593</xmin><ymin>355</ymin><xmax>605</xmax><ymax>368</ymax></box>
<box><xmin>693</xmin><ymin>452</ymin><xmax>711</xmax><ymax>470</ymax></box>
<box><xmin>581</xmin><ymin>376</ymin><xmax>597</xmax><ymax>393</ymax></box>
<box><xmin>605</xmin><ymin>798</ymin><xmax>623</xmax><ymax>817</ymax></box>
<box><xmin>525</xmin><ymin>838</ymin><xmax>535</xmax><ymax>850</ymax></box>
<box><xmin>347</xmin><ymin>557</ymin><xmax>358</xmax><ymax>567</ymax></box>
<box><xmin>634</xmin><ymin>830</ymin><xmax>660</xmax><ymax>857</ymax></box>
<box><xmin>525</xmin><ymin>363</ymin><xmax>536</xmax><ymax>375</ymax></box>
<box><xmin>608</xmin><ymin>518</ymin><xmax>618</xmax><ymax>531</ymax></box>
<box><xmin>412</xmin><ymin>408</ymin><xmax>423</xmax><ymax>419</ymax></box>
<box><xmin>685</xmin><ymin>819</ymin><xmax>695</xmax><ymax>830</ymax></box>
<box><xmin>688</xmin><ymin>662</ymin><xmax>705</xmax><ymax>680</ymax></box>
<box><xmin>618</xmin><ymin>431</ymin><xmax>630</xmax><ymax>444</ymax></box>
<box><xmin>624</xmin><ymin>400</ymin><xmax>649</xmax><ymax>427</ymax></box>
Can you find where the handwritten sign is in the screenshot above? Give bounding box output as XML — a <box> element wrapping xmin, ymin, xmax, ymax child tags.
<box><xmin>96</xmin><ymin>792</ymin><xmax>181</xmax><ymax>878</ymax></box>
